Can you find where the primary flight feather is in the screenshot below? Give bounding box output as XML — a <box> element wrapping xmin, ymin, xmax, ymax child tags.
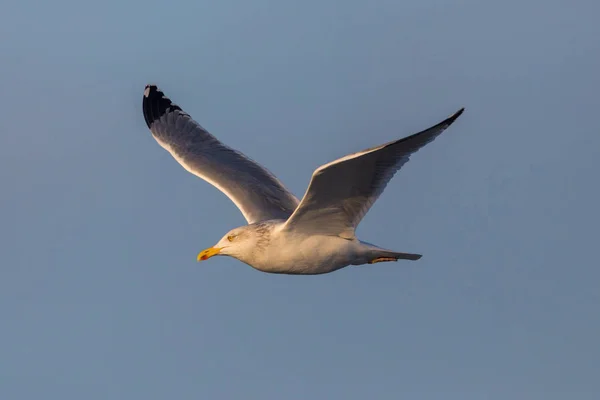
<box><xmin>142</xmin><ymin>84</ymin><xmax>464</xmax><ymax>275</ymax></box>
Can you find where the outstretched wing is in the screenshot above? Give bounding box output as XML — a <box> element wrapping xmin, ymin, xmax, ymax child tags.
<box><xmin>142</xmin><ymin>85</ymin><xmax>299</xmax><ymax>224</ymax></box>
<box><xmin>282</xmin><ymin>108</ymin><xmax>465</xmax><ymax>238</ymax></box>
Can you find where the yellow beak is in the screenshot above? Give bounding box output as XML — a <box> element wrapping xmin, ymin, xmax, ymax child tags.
<box><xmin>197</xmin><ymin>246</ymin><xmax>222</xmax><ymax>261</ymax></box>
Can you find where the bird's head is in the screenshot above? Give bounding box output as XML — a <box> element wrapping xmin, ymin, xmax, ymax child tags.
<box><xmin>197</xmin><ymin>226</ymin><xmax>261</xmax><ymax>263</ymax></box>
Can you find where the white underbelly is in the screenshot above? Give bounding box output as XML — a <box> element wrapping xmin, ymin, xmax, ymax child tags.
<box><xmin>256</xmin><ymin>234</ymin><xmax>361</xmax><ymax>275</ymax></box>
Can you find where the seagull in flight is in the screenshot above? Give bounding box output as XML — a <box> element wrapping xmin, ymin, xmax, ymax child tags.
<box><xmin>142</xmin><ymin>84</ymin><xmax>464</xmax><ymax>275</ymax></box>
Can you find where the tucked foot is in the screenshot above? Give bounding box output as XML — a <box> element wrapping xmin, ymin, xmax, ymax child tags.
<box><xmin>368</xmin><ymin>257</ymin><xmax>399</xmax><ymax>264</ymax></box>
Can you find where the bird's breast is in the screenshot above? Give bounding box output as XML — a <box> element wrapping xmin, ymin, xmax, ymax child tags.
<box><xmin>252</xmin><ymin>233</ymin><xmax>358</xmax><ymax>275</ymax></box>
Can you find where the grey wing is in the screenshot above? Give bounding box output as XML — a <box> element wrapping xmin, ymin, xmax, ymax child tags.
<box><xmin>142</xmin><ymin>85</ymin><xmax>299</xmax><ymax>224</ymax></box>
<box><xmin>282</xmin><ymin>108</ymin><xmax>465</xmax><ymax>238</ymax></box>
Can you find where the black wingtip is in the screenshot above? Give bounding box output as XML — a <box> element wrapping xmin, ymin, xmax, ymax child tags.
<box><xmin>142</xmin><ymin>84</ymin><xmax>184</xmax><ymax>129</ymax></box>
<box><xmin>445</xmin><ymin>107</ymin><xmax>465</xmax><ymax>126</ymax></box>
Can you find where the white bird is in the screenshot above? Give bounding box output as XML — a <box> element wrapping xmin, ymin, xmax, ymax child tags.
<box><xmin>142</xmin><ymin>84</ymin><xmax>464</xmax><ymax>275</ymax></box>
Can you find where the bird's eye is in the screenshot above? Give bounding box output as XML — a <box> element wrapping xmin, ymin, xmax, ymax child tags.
<box><xmin>227</xmin><ymin>235</ymin><xmax>235</xmax><ymax>242</ymax></box>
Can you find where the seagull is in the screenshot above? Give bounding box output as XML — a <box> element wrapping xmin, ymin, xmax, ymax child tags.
<box><xmin>142</xmin><ymin>84</ymin><xmax>464</xmax><ymax>275</ymax></box>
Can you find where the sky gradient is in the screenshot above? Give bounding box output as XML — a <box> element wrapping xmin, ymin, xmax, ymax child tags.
<box><xmin>1</xmin><ymin>0</ymin><xmax>599</xmax><ymax>398</ymax></box>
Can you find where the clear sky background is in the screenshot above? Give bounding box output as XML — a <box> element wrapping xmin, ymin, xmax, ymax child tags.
<box><xmin>1</xmin><ymin>0</ymin><xmax>599</xmax><ymax>398</ymax></box>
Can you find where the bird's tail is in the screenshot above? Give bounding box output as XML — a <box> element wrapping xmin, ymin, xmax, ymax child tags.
<box><xmin>366</xmin><ymin>249</ymin><xmax>422</xmax><ymax>263</ymax></box>
<box><xmin>390</xmin><ymin>251</ymin><xmax>422</xmax><ymax>261</ymax></box>
<box><xmin>359</xmin><ymin>241</ymin><xmax>422</xmax><ymax>263</ymax></box>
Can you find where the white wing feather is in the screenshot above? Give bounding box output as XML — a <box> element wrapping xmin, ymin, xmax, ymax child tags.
<box><xmin>282</xmin><ymin>108</ymin><xmax>465</xmax><ymax>238</ymax></box>
<box><xmin>142</xmin><ymin>85</ymin><xmax>299</xmax><ymax>224</ymax></box>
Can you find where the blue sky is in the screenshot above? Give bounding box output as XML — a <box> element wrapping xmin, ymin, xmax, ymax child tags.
<box><xmin>1</xmin><ymin>0</ymin><xmax>599</xmax><ymax>398</ymax></box>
